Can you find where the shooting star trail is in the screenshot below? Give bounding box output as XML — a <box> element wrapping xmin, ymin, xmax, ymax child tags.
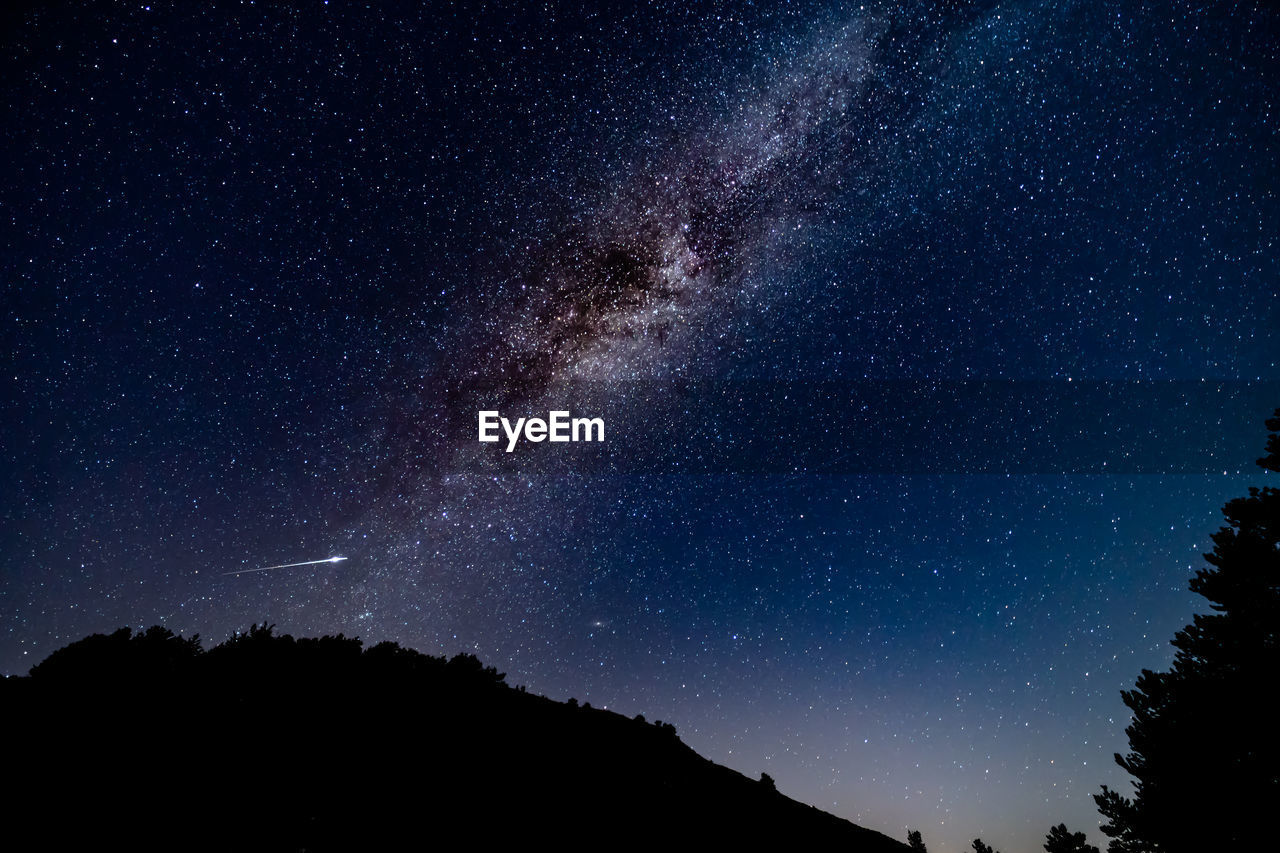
<box><xmin>222</xmin><ymin>556</ymin><xmax>347</xmax><ymax>576</ymax></box>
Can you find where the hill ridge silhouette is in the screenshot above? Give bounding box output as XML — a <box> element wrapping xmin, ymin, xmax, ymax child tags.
<box><xmin>6</xmin><ymin>624</ymin><xmax>910</xmax><ymax>852</ymax></box>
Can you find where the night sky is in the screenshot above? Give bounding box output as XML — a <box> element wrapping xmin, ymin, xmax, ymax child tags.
<box><xmin>3</xmin><ymin>2</ymin><xmax>1278</xmax><ymax>851</ymax></box>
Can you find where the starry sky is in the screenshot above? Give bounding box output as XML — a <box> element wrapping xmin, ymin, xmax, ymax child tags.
<box><xmin>3</xmin><ymin>2</ymin><xmax>1278</xmax><ymax>851</ymax></box>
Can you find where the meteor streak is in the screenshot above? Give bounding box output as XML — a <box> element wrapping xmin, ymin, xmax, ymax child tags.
<box><xmin>223</xmin><ymin>556</ymin><xmax>347</xmax><ymax>576</ymax></box>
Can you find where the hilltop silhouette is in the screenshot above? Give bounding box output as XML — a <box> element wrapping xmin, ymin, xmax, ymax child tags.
<box><xmin>5</xmin><ymin>624</ymin><xmax>910</xmax><ymax>852</ymax></box>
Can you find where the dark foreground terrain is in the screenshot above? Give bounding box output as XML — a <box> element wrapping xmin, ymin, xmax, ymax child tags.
<box><xmin>5</xmin><ymin>625</ymin><xmax>908</xmax><ymax>851</ymax></box>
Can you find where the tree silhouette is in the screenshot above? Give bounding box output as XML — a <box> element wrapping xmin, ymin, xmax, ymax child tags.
<box><xmin>972</xmin><ymin>839</ymin><xmax>999</xmax><ymax>853</ymax></box>
<box><xmin>1044</xmin><ymin>823</ymin><xmax>1100</xmax><ymax>853</ymax></box>
<box><xmin>1094</xmin><ymin>407</ymin><xmax>1280</xmax><ymax>853</ymax></box>
<box><xmin>6</xmin><ymin>623</ymin><xmax>913</xmax><ymax>852</ymax></box>
<box><xmin>907</xmin><ymin>829</ymin><xmax>928</xmax><ymax>852</ymax></box>
<box><xmin>29</xmin><ymin>625</ymin><xmax>202</xmax><ymax>683</ymax></box>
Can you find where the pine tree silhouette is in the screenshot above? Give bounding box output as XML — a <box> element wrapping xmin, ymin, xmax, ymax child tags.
<box><xmin>1044</xmin><ymin>823</ymin><xmax>1099</xmax><ymax>853</ymax></box>
<box><xmin>1094</xmin><ymin>407</ymin><xmax>1280</xmax><ymax>852</ymax></box>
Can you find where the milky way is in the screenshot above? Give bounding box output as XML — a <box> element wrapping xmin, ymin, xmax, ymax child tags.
<box><xmin>473</xmin><ymin>25</ymin><xmax>875</xmax><ymax>385</ymax></box>
<box><xmin>387</xmin><ymin>5</ymin><xmax>986</xmax><ymax>483</ymax></box>
<box><xmin>344</xmin><ymin>8</ymin><xmax>950</xmax><ymax>629</ymax></box>
<box><xmin>4</xmin><ymin>2</ymin><xmax>1278</xmax><ymax>852</ymax></box>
